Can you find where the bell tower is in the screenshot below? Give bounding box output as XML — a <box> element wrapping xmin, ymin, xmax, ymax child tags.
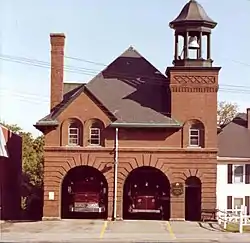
<box><xmin>169</xmin><ymin>0</ymin><xmax>216</xmax><ymax>67</ymax></box>
<box><xmin>166</xmin><ymin>0</ymin><xmax>221</xmax><ymax>149</ymax></box>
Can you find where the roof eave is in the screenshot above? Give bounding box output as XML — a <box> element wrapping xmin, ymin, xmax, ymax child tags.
<box><xmin>109</xmin><ymin>122</ymin><xmax>182</xmax><ymax>128</ymax></box>
<box><xmin>34</xmin><ymin>120</ymin><xmax>59</xmax><ymax>133</ymax></box>
<box><xmin>169</xmin><ymin>20</ymin><xmax>217</xmax><ymax>30</ymax></box>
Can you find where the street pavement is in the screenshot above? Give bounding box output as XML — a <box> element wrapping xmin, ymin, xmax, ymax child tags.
<box><xmin>0</xmin><ymin>219</ymin><xmax>250</xmax><ymax>242</ymax></box>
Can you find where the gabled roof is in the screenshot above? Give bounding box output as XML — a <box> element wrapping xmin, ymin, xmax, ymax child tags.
<box><xmin>86</xmin><ymin>47</ymin><xmax>181</xmax><ymax>127</ymax></box>
<box><xmin>218</xmin><ymin>113</ymin><xmax>250</xmax><ymax>158</ymax></box>
<box><xmin>36</xmin><ymin>47</ymin><xmax>181</xmax><ymax>129</ymax></box>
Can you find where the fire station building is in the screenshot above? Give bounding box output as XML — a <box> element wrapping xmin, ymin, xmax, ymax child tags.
<box><xmin>35</xmin><ymin>0</ymin><xmax>220</xmax><ymax>221</ymax></box>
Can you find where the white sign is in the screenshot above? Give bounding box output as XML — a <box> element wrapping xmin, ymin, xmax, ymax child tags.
<box><xmin>49</xmin><ymin>192</ymin><xmax>55</xmax><ymax>200</ymax></box>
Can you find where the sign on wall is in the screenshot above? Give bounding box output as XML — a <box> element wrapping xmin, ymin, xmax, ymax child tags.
<box><xmin>49</xmin><ymin>192</ymin><xmax>55</xmax><ymax>200</ymax></box>
<box><xmin>171</xmin><ymin>182</ymin><xmax>184</xmax><ymax>196</ymax></box>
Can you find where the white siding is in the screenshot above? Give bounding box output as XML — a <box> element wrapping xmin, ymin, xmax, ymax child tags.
<box><xmin>216</xmin><ymin>162</ymin><xmax>250</xmax><ymax>210</ymax></box>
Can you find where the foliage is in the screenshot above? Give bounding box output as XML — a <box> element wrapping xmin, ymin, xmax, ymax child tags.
<box><xmin>0</xmin><ymin>121</ymin><xmax>44</xmax><ymax>219</ymax></box>
<box><xmin>217</xmin><ymin>101</ymin><xmax>239</xmax><ymax>127</ymax></box>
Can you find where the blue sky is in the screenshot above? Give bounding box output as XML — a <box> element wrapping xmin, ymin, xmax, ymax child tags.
<box><xmin>1</xmin><ymin>0</ymin><xmax>250</xmax><ymax>137</ymax></box>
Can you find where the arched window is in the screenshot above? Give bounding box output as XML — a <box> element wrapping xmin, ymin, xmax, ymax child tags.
<box><xmin>189</xmin><ymin>126</ymin><xmax>200</xmax><ymax>146</ymax></box>
<box><xmin>89</xmin><ymin>121</ymin><xmax>101</xmax><ymax>146</ymax></box>
<box><xmin>68</xmin><ymin>121</ymin><xmax>81</xmax><ymax>146</ymax></box>
<box><xmin>187</xmin><ymin>120</ymin><xmax>205</xmax><ymax>147</ymax></box>
<box><xmin>84</xmin><ymin>118</ymin><xmax>105</xmax><ymax>147</ymax></box>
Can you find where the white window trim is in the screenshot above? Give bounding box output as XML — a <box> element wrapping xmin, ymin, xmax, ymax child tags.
<box><xmin>68</xmin><ymin>126</ymin><xmax>80</xmax><ymax>146</ymax></box>
<box><xmin>89</xmin><ymin>127</ymin><xmax>101</xmax><ymax>146</ymax></box>
<box><xmin>188</xmin><ymin>128</ymin><xmax>200</xmax><ymax>147</ymax></box>
<box><xmin>232</xmin><ymin>196</ymin><xmax>245</xmax><ymax>210</ymax></box>
<box><xmin>233</xmin><ymin>164</ymin><xmax>245</xmax><ymax>184</ymax></box>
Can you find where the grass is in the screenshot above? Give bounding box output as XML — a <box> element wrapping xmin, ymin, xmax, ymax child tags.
<box><xmin>222</xmin><ymin>223</ymin><xmax>250</xmax><ymax>233</ymax></box>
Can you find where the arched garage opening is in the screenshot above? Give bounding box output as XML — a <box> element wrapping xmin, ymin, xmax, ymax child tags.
<box><xmin>123</xmin><ymin>166</ymin><xmax>170</xmax><ymax>220</ymax></box>
<box><xmin>185</xmin><ymin>176</ymin><xmax>202</xmax><ymax>221</ymax></box>
<box><xmin>61</xmin><ymin>166</ymin><xmax>108</xmax><ymax>219</ymax></box>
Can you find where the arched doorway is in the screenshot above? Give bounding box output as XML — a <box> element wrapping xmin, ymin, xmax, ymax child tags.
<box><xmin>61</xmin><ymin>166</ymin><xmax>108</xmax><ymax>219</ymax></box>
<box><xmin>123</xmin><ymin>166</ymin><xmax>170</xmax><ymax>220</ymax></box>
<box><xmin>185</xmin><ymin>176</ymin><xmax>202</xmax><ymax>221</ymax></box>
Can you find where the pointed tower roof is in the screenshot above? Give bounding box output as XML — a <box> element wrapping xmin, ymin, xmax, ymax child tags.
<box><xmin>169</xmin><ymin>0</ymin><xmax>217</xmax><ymax>29</ymax></box>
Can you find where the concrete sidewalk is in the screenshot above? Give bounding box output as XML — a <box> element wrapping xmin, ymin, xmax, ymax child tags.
<box><xmin>0</xmin><ymin>219</ymin><xmax>250</xmax><ymax>242</ymax></box>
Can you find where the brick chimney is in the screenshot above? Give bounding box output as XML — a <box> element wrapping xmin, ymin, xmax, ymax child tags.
<box><xmin>247</xmin><ymin>108</ymin><xmax>250</xmax><ymax>129</ymax></box>
<box><xmin>50</xmin><ymin>33</ymin><xmax>65</xmax><ymax>111</ymax></box>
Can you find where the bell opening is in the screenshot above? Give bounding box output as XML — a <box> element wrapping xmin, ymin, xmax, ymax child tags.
<box><xmin>188</xmin><ymin>36</ymin><xmax>199</xmax><ymax>50</ymax></box>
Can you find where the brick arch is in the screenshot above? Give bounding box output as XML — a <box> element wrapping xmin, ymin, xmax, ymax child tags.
<box><xmin>56</xmin><ymin>155</ymin><xmax>114</xmax><ymax>187</ymax></box>
<box><xmin>60</xmin><ymin>164</ymin><xmax>110</xmax><ymax>186</ymax></box>
<box><xmin>171</xmin><ymin>169</ymin><xmax>203</xmax><ymax>182</ymax></box>
<box><xmin>184</xmin><ymin>118</ymin><xmax>205</xmax><ymax>126</ymax></box>
<box><xmin>124</xmin><ymin>165</ymin><xmax>170</xmax><ymax>182</ymax></box>
<box><xmin>118</xmin><ymin>163</ymin><xmax>172</xmax><ymax>200</ymax></box>
<box><xmin>185</xmin><ymin>175</ymin><xmax>202</xmax><ymax>185</ymax></box>
<box><xmin>117</xmin><ymin>155</ymin><xmax>173</xmax><ymax>185</ymax></box>
<box><xmin>60</xmin><ymin>117</ymin><xmax>83</xmax><ymax>146</ymax></box>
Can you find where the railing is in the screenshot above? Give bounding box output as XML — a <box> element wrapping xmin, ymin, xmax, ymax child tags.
<box><xmin>217</xmin><ymin>205</ymin><xmax>250</xmax><ymax>233</ymax></box>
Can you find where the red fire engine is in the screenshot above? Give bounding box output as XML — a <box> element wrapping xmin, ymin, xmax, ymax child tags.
<box><xmin>67</xmin><ymin>177</ymin><xmax>107</xmax><ymax>214</ymax></box>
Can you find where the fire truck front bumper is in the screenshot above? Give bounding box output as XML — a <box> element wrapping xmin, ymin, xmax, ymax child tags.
<box><xmin>70</xmin><ymin>203</ymin><xmax>105</xmax><ymax>213</ymax></box>
<box><xmin>130</xmin><ymin>209</ymin><xmax>161</xmax><ymax>213</ymax></box>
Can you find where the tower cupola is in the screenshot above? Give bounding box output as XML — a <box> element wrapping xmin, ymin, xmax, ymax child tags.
<box><xmin>169</xmin><ymin>0</ymin><xmax>217</xmax><ymax>67</ymax></box>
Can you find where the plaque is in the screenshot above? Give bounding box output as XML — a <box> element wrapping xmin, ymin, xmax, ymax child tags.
<box><xmin>171</xmin><ymin>182</ymin><xmax>184</xmax><ymax>196</ymax></box>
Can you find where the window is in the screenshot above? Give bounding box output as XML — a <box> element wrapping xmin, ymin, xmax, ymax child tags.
<box><xmin>89</xmin><ymin>128</ymin><xmax>100</xmax><ymax>146</ymax></box>
<box><xmin>234</xmin><ymin>197</ymin><xmax>244</xmax><ymax>209</ymax></box>
<box><xmin>233</xmin><ymin>197</ymin><xmax>245</xmax><ymax>215</ymax></box>
<box><xmin>68</xmin><ymin>123</ymin><xmax>79</xmax><ymax>146</ymax></box>
<box><xmin>233</xmin><ymin>165</ymin><xmax>244</xmax><ymax>183</ymax></box>
<box><xmin>189</xmin><ymin>128</ymin><xmax>200</xmax><ymax>146</ymax></box>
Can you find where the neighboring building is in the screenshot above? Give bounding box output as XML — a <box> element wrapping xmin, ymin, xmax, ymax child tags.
<box><xmin>35</xmin><ymin>0</ymin><xmax>220</xmax><ymax>221</ymax></box>
<box><xmin>0</xmin><ymin>124</ymin><xmax>22</xmax><ymax>220</ymax></box>
<box><xmin>217</xmin><ymin>110</ymin><xmax>250</xmax><ymax>214</ymax></box>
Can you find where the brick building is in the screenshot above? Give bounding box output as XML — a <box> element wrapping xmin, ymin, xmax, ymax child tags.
<box><xmin>35</xmin><ymin>0</ymin><xmax>221</xmax><ymax>221</ymax></box>
<box><xmin>0</xmin><ymin>124</ymin><xmax>22</xmax><ymax>220</ymax></box>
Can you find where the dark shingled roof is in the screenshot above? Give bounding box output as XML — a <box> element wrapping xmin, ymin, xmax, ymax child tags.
<box><xmin>218</xmin><ymin>113</ymin><xmax>250</xmax><ymax>158</ymax></box>
<box><xmin>35</xmin><ymin>47</ymin><xmax>181</xmax><ymax>128</ymax></box>
<box><xmin>170</xmin><ymin>0</ymin><xmax>217</xmax><ymax>28</ymax></box>
<box><xmin>86</xmin><ymin>47</ymin><xmax>180</xmax><ymax>127</ymax></box>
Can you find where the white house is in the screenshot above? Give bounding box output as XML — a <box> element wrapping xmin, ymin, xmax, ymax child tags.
<box><xmin>217</xmin><ymin>110</ymin><xmax>250</xmax><ymax>214</ymax></box>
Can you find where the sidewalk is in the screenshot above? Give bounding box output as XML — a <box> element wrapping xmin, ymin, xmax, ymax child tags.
<box><xmin>0</xmin><ymin>220</ymin><xmax>250</xmax><ymax>243</ymax></box>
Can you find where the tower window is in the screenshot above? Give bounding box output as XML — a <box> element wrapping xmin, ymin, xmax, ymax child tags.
<box><xmin>186</xmin><ymin>119</ymin><xmax>205</xmax><ymax>148</ymax></box>
<box><xmin>189</xmin><ymin>128</ymin><xmax>200</xmax><ymax>147</ymax></box>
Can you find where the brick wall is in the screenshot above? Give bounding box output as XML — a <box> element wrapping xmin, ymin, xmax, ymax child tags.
<box><xmin>0</xmin><ymin>126</ymin><xmax>22</xmax><ymax>220</ymax></box>
<box><xmin>42</xmin><ymin>83</ymin><xmax>218</xmax><ymax>220</ymax></box>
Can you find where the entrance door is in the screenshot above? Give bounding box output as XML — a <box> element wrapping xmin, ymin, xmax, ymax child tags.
<box><xmin>185</xmin><ymin>176</ymin><xmax>201</xmax><ymax>221</ymax></box>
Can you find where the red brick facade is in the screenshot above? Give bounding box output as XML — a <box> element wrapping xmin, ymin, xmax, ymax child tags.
<box><xmin>36</xmin><ymin>1</ymin><xmax>221</xmax><ymax>221</ymax></box>
<box><xmin>0</xmin><ymin>125</ymin><xmax>22</xmax><ymax>220</ymax></box>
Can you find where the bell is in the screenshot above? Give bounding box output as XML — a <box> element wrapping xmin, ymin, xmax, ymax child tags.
<box><xmin>188</xmin><ymin>36</ymin><xmax>199</xmax><ymax>49</ymax></box>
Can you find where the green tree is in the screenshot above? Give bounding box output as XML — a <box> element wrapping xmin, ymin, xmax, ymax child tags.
<box><xmin>217</xmin><ymin>101</ymin><xmax>239</xmax><ymax>126</ymax></box>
